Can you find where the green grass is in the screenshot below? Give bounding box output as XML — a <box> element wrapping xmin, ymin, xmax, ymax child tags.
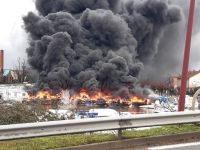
<box><xmin>1</xmin><ymin>124</ymin><xmax>200</xmax><ymax>150</ymax></box>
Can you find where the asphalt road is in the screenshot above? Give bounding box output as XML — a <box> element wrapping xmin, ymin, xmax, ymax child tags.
<box><xmin>129</xmin><ymin>142</ymin><xmax>200</xmax><ymax>150</ymax></box>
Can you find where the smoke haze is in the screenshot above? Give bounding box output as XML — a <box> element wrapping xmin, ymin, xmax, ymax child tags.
<box><xmin>23</xmin><ymin>0</ymin><xmax>183</xmax><ymax>98</ymax></box>
<box><xmin>141</xmin><ymin>0</ymin><xmax>200</xmax><ymax>81</ymax></box>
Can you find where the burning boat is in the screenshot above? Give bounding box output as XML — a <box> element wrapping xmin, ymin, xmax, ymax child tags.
<box><xmin>74</xmin><ymin>98</ymin><xmax>107</xmax><ymax>107</ymax></box>
<box><xmin>129</xmin><ymin>96</ymin><xmax>151</xmax><ymax>107</ymax></box>
<box><xmin>69</xmin><ymin>89</ymin><xmax>150</xmax><ymax>107</ymax></box>
<box><xmin>22</xmin><ymin>91</ymin><xmax>62</xmax><ymax>105</ymax></box>
<box><xmin>106</xmin><ymin>99</ymin><xmax>130</xmax><ymax>108</ymax></box>
<box><xmin>22</xmin><ymin>87</ymin><xmax>151</xmax><ymax>109</ymax></box>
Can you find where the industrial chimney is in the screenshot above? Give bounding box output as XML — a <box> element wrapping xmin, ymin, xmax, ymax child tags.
<box><xmin>0</xmin><ymin>50</ymin><xmax>4</xmax><ymax>72</ymax></box>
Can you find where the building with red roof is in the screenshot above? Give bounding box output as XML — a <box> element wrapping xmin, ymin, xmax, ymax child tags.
<box><xmin>176</xmin><ymin>70</ymin><xmax>200</xmax><ymax>88</ymax></box>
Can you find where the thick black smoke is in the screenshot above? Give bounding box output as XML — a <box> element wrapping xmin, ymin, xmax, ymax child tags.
<box><xmin>23</xmin><ymin>0</ymin><xmax>182</xmax><ymax>98</ymax></box>
<box><xmin>140</xmin><ymin>0</ymin><xmax>200</xmax><ymax>81</ymax></box>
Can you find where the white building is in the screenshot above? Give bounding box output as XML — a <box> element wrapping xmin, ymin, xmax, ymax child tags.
<box><xmin>176</xmin><ymin>70</ymin><xmax>200</xmax><ymax>89</ymax></box>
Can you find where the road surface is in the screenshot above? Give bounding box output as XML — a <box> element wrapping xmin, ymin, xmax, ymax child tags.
<box><xmin>129</xmin><ymin>141</ymin><xmax>200</xmax><ymax>150</ymax></box>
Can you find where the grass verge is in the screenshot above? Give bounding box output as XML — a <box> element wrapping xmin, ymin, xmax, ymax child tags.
<box><xmin>1</xmin><ymin>124</ymin><xmax>200</xmax><ymax>150</ymax></box>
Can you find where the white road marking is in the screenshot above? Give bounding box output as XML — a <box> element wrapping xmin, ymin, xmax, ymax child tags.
<box><xmin>148</xmin><ymin>142</ymin><xmax>200</xmax><ymax>149</ymax></box>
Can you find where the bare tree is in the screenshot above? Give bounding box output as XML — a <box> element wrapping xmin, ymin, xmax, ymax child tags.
<box><xmin>14</xmin><ymin>58</ymin><xmax>35</xmax><ymax>83</ymax></box>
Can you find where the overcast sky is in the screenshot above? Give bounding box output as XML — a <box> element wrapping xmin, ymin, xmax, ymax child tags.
<box><xmin>0</xmin><ymin>0</ymin><xmax>200</xmax><ymax>76</ymax></box>
<box><xmin>0</xmin><ymin>0</ymin><xmax>35</xmax><ymax>69</ymax></box>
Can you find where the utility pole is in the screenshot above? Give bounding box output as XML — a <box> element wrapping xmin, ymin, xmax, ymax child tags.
<box><xmin>178</xmin><ymin>0</ymin><xmax>195</xmax><ymax>111</ymax></box>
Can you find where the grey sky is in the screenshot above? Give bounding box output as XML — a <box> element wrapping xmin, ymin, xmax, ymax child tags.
<box><xmin>0</xmin><ymin>0</ymin><xmax>35</xmax><ymax>69</ymax></box>
<box><xmin>0</xmin><ymin>0</ymin><xmax>200</xmax><ymax>81</ymax></box>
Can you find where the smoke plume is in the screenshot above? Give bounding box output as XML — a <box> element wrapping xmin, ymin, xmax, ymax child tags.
<box><xmin>23</xmin><ymin>0</ymin><xmax>182</xmax><ymax>98</ymax></box>
<box><xmin>140</xmin><ymin>0</ymin><xmax>200</xmax><ymax>81</ymax></box>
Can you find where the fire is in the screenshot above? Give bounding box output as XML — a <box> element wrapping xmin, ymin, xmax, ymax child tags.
<box><xmin>70</xmin><ymin>89</ymin><xmax>122</xmax><ymax>102</ymax></box>
<box><xmin>23</xmin><ymin>88</ymin><xmax>150</xmax><ymax>106</ymax></box>
<box><xmin>69</xmin><ymin>89</ymin><xmax>151</xmax><ymax>106</ymax></box>
<box><xmin>130</xmin><ymin>95</ymin><xmax>151</xmax><ymax>105</ymax></box>
<box><xmin>35</xmin><ymin>91</ymin><xmax>62</xmax><ymax>100</ymax></box>
<box><xmin>24</xmin><ymin>91</ymin><xmax>62</xmax><ymax>103</ymax></box>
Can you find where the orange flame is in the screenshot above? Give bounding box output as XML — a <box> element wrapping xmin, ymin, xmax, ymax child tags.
<box><xmin>70</xmin><ymin>89</ymin><xmax>121</xmax><ymax>102</ymax></box>
<box><xmin>25</xmin><ymin>88</ymin><xmax>150</xmax><ymax>106</ymax></box>
<box><xmin>27</xmin><ymin>91</ymin><xmax>62</xmax><ymax>101</ymax></box>
<box><xmin>69</xmin><ymin>89</ymin><xmax>150</xmax><ymax>105</ymax></box>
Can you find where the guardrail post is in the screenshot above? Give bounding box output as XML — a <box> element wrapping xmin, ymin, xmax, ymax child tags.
<box><xmin>118</xmin><ymin>129</ymin><xmax>122</xmax><ymax>140</ymax></box>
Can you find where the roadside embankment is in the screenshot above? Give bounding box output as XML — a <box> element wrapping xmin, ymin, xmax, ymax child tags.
<box><xmin>49</xmin><ymin>131</ymin><xmax>200</xmax><ymax>150</ymax></box>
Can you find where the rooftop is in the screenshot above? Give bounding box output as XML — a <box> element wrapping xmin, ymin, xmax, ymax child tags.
<box><xmin>177</xmin><ymin>70</ymin><xmax>200</xmax><ymax>79</ymax></box>
<box><xmin>3</xmin><ymin>70</ymin><xmax>10</xmax><ymax>76</ymax></box>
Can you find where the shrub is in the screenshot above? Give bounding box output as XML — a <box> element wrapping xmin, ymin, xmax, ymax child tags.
<box><xmin>0</xmin><ymin>100</ymin><xmax>73</xmax><ymax>125</ymax></box>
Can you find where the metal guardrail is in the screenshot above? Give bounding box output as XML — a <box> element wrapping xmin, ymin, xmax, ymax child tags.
<box><xmin>1</xmin><ymin>111</ymin><xmax>200</xmax><ymax>141</ymax></box>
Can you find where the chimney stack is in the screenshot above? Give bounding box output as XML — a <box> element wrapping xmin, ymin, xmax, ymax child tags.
<box><xmin>0</xmin><ymin>50</ymin><xmax>4</xmax><ymax>72</ymax></box>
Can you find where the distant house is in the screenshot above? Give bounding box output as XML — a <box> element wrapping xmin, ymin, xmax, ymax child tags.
<box><xmin>143</xmin><ymin>70</ymin><xmax>200</xmax><ymax>90</ymax></box>
<box><xmin>10</xmin><ymin>70</ymin><xmax>19</xmax><ymax>83</ymax></box>
<box><xmin>3</xmin><ymin>70</ymin><xmax>13</xmax><ymax>84</ymax></box>
<box><xmin>176</xmin><ymin>70</ymin><xmax>200</xmax><ymax>88</ymax></box>
<box><xmin>172</xmin><ymin>77</ymin><xmax>178</xmax><ymax>88</ymax></box>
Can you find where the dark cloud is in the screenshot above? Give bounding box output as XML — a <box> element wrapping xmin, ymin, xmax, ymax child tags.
<box><xmin>23</xmin><ymin>0</ymin><xmax>182</xmax><ymax>98</ymax></box>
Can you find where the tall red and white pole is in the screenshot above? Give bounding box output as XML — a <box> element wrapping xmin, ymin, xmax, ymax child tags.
<box><xmin>178</xmin><ymin>0</ymin><xmax>196</xmax><ymax>111</ymax></box>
